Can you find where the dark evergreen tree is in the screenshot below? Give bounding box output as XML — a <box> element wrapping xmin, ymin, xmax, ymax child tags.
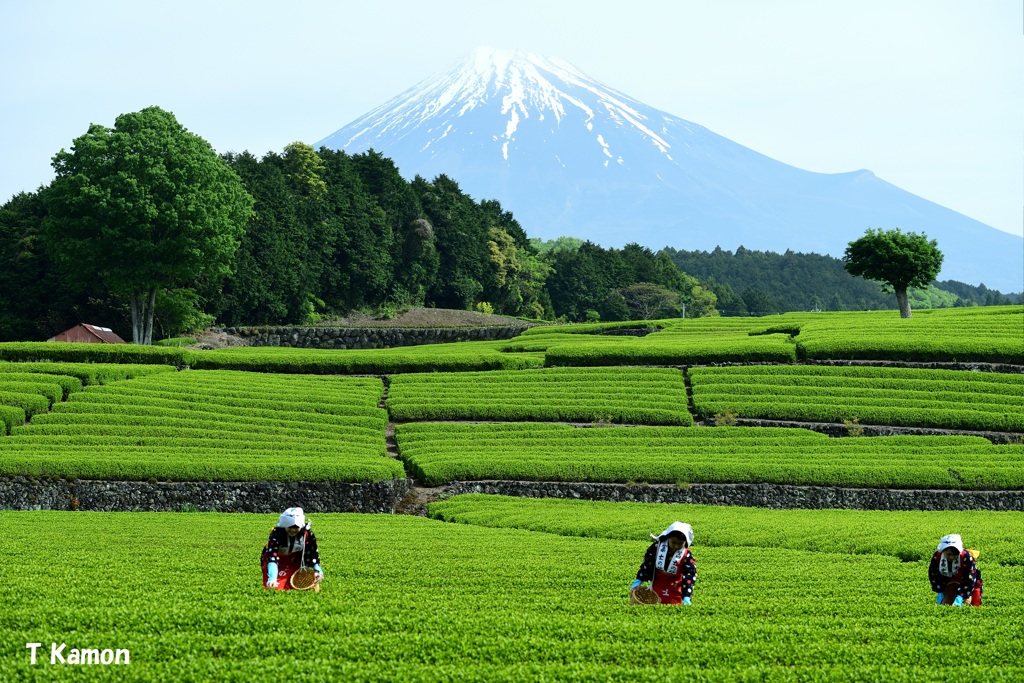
<box><xmin>0</xmin><ymin>190</ymin><xmax>88</xmax><ymax>340</ymax></box>
<box><xmin>215</xmin><ymin>151</ymin><xmax>307</xmax><ymax>324</ymax></box>
<box><xmin>348</xmin><ymin>149</ymin><xmax>418</xmax><ymax>303</ymax></box>
<box><xmin>413</xmin><ymin>174</ymin><xmax>488</xmax><ymax>309</ymax></box>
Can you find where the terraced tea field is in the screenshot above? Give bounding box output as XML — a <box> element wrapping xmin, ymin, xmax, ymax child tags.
<box><xmin>2</xmin><ymin>306</ymin><xmax>1019</xmax><ymax>370</ymax></box>
<box><xmin>2</xmin><ymin>511</ymin><xmax>1021</xmax><ymax>681</ymax></box>
<box><xmin>795</xmin><ymin>306</ymin><xmax>1024</xmax><ymax>362</ymax></box>
<box><xmin>396</xmin><ymin>423</ymin><xmax>1024</xmax><ymax>488</ymax></box>
<box><xmin>0</xmin><ymin>370</ymin><xmax>401</xmax><ymax>481</ymax></box>
<box><xmin>1</xmin><ymin>307</ymin><xmax>1022</xmax><ymax>680</ymax></box>
<box><xmin>387</xmin><ymin>367</ymin><xmax>692</xmax><ymax>424</ymax></box>
<box><xmin>0</xmin><ymin>363</ymin><xmax>176</xmax><ymax>433</ymax></box>
<box><xmin>529</xmin><ymin>305</ymin><xmax>1024</xmax><ymax>366</ymax></box>
<box><xmin>690</xmin><ymin>365</ymin><xmax>1024</xmax><ymax>431</ymax></box>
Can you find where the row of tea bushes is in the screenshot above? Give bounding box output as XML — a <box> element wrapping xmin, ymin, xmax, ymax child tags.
<box><xmin>428</xmin><ymin>494</ymin><xmax>1024</xmax><ymax>566</ymax></box>
<box><xmin>396</xmin><ymin>422</ymin><xmax>1024</xmax><ymax>489</ymax></box>
<box><xmin>543</xmin><ymin>333</ymin><xmax>798</xmax><ymax>366</ymax></box>
<box><xmin>690</xmin><ymin>365</ymin><xmax>1024</xmax><ymax>432</ymax></box>
<box><xmin>0</xmin><ymin>340</ymin><xmax>543</xmax><ymax>374</ymax></box>
<box><xmin>0</xmin><ymin>370</ymin><xmax>404</xmax><ymax>482</ymax></box>
<box><xmin>387</xmin><ymin>367</ymin><xmax>692</xmax><ymax>425</ymax></box>
<box><xmin>0</xmin><ymin>361</ymin><xmax>176</xmax><ymax>385</ymax></box>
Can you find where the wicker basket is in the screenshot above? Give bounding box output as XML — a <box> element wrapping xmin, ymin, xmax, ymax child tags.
<box><xmin>290</xmin><ymin>569</ymin><xmax>320</xmax><ymax>591</ymax></box>
<box><xmin>628</xmin><ymin>585</ymin><xmax>661</xmax><ymax>605</ymax></box>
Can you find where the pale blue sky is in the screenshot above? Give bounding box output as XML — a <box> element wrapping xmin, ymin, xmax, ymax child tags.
<box><xmin>2</xmin><ymin>0</ymin><xmax>1021</xmax><ymax>237</ymax></box>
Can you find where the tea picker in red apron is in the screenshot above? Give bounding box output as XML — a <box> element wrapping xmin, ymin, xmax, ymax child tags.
<box><xmin>261</xmin><ymin>508</ymin><xmax>323</xmax><ymax>591</ymax></box>
<box><xmin>929</xmin><ymin>534</ymin><xmax>982</xmax><ymax>607</ymax></box>
<box><xmin>630</xmin><ymin>522</ymin><xmax>696</xmax><ymax>605</ymax></box>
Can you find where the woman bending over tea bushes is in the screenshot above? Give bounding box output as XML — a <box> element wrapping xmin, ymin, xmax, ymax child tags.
<box><xmin>929</xmin><ymin>534</ymin><xmax>982</xmax><ymax>607</ymax></box>
<box><xmin>262</xmin><ymin>507</ymin><xmax>323</xmax><ymax>591</ymax></box>
<box><xmin>630</xmin><ymin>521</ymin><xmax>696</xmax><ymax>605</ymax></box>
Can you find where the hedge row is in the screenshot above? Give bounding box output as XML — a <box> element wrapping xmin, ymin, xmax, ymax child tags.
<box><xmin>0</xmin><ymin>340</ymin><xmax>545</xmax><ymax>374</ymax></box>
<box><xmin>0</xmin><ymin>449</ymin><xmax>402</xmax><ymax>482</ymax></box>
<box><xmin>396</xmin><ymin>422</ymin><xmax>1024</xmax><ymax>488</ymax></box>
<box><xmin>0</xmin><ymin>406</ymin><xmax>25</xmax><ymax>436</ymax></box>
<box><xmin>0</xmin><ymin>343</ymin><xmax>186</xmax><ymax>364</ymax></box>
<box><xmin>544</xmin><ymin>335</ymin><xmax>797</xmax><ymax>366</ymax></box>
<box><xmin>0</xmin><ymin>361</ymin><xmax>176</xmax><ymax>385</ymax></box>
<box><xmin>690</xmin><ymin>366</ymin><xmax>1024</xmax><ymax>432</ymax></box>
<box><xmin>387</xmin><ymin>367</ymin><xmax>692</xmax><ymax>425</ymax></box>
<box><xmin>0</xmin><ymin>372</ymin><xmax>83</xmax><ymax>397</ymax></box>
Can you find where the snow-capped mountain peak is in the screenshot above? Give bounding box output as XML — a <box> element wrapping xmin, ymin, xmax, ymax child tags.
<box><xmin>314</xmin><ymin>47</ymin><xmax>1023</xmax><ymax>291</ymax></box>
<box><xmin>319</xmin><ymin>46</ymin><xmax>674</xmax><ymax>165</ymax></box>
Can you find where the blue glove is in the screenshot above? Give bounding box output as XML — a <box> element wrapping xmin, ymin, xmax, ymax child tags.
<box><xmin>266</xmin><ymin>561</ymin><xmax>278</xmax><ymax>588</ymax></box>
<box><xmin>682</xmin><ymin>596</ymin><xmax>691</xmax><ymax>606</ymax></box>
<box><xmin>313</xmin><ymin>563</ymin><xmax>323</xmax><ymax>576</ymax></box>
<box><xmin>953</xmin><ymin>595</ymin><xmax>964</xmax><ymax>607</ymax></box>
<box><xmin>935</xmin><ymin>592</ymin><xmax>944</xmax><ymax>605</ymax></box>
<box><xmin>630</xmin><ymin>579</ymin><xmax>642</xmax><ymax>591</ymax></box>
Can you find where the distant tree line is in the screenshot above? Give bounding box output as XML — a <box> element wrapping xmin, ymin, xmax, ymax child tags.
<box><xmin>664</xmin><ymin>246</ymin><xmax>1020</xmax><ymax>315</ymax></box>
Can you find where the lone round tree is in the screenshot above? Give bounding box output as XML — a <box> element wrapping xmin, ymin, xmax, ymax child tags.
<box><xmin>44</xmin><ymin>107</ymin><xmax>253</xmax><ymax>343</ymax></box>
<box><xmin>842</xmin><ymin>228</ymin><xmax>943</xmax><ymax>318</ymax></box>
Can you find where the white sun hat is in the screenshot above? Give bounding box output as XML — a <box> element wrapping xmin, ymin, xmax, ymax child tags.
<box><xmin>277</xmin><ymin>507</ymin><xmax>306</xmax><ymax>529</ymax></box>
<box><xmin>652</xmin><ymin>521</ymin><xmax>694</xmax><ymax>547</ymax></box>
<box><xmin>937</xmin><ymin>534</ymin><xmax>963</xmax><ymax>554</ymax></box>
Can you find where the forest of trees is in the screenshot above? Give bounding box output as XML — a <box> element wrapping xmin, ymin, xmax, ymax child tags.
<box><xmin>2</xmin><ymin>124</ymin><xmax>1019</xmax><ymax>343</ymax></box>
<box><xmin>0</xmin><ymin>144</ymin><xmax>720</xmax><ymax>342</ymax></box>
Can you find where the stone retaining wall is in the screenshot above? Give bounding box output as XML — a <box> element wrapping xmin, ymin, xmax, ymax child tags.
<box><xmin>0</xmin><ymin>477</ymin><xmax>412</xmax><ymax>513</ymax></box>
<box><xmin>9</xmin><ymin>477</ymin><xmax>1023</xmax><ymax>513</ymax></box>
<box><xmin>225</xmin><ymin>325</ymin><xmax>528</xmax><ymax>350</ymax></box>
<box><xmin>445</xmin><ymin>480</ymin><xmax>1024</xmax><ymax>511</ymax></box>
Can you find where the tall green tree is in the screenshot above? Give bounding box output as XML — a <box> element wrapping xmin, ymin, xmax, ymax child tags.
<box><xmin>413</xmin><ymin>174</ymin><xmax>487</xmax><ymax>309</ymax></box>
<box><xmin>44</xmin><ymin>106</ymin><xmax>253</xmax><ymax>343</ymax></box>
<box><xmin>215</xmin><ymin>151</ymin><xmax>303</xmax><ymax>324</ymax></box>
<box><xmin>843</xmin><ymin>228</ymin><xmax>943</xmax><ymax>318</ymax></box>
<box><xmin>350</xmin><ymin>150</ymin><xmax>418</xmax><ymax>303</ymax></box>
<box><xmin>317</xmin><ymin>149</ymin><xmax>393</xmax><ymax>313</ymax></box>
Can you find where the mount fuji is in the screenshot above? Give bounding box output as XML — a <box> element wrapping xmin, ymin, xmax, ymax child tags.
<box><xmin>316</xmin><ymin>47</ymin><xmax>1023</xmax><ymax>292</ymax></box>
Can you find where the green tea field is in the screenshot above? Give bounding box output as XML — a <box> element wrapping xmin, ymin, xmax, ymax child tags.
<box><xmin>1</xmin><ymin>306</ymin><xmax>1022</xmax><ymax>680</ymax></box>
<box><xmin>2</xmin><ymin>510</ymin><xmax>1022</xmax><ymax>682</ymax></box>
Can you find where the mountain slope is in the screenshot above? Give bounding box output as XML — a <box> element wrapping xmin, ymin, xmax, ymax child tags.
<box><xmin>316</xmin><ymin>47</ymin><xmax>1023</xmax><ymax>292</ymax></box>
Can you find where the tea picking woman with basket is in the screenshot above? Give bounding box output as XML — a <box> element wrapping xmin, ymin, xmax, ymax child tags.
<box><xmin>261</xmin><ymin>507</ymin><xmax>323</xmax><ymax>592</ymax></box>
<box><xmin>630</xmin><ymin>522</ymin><xmax>696</xmax><ymax>605</ymax></box>
<box><xmin>929</xmin><ymin>534</ymin><xmax>982</xmax><ymax>607</ymax></box>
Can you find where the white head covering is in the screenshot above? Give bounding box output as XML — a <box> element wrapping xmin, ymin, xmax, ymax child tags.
<box><xmin>937</xmin><ymin>534</ymin><xmax>963</xmax><ymax>554</ymax></box>
<box><xmin>277</xmin><ymin>507</ymin><xmax>306</xmax><ymax>529</ymax></box>
<box><xmin>651</xmin><ymin>521</ymin><xmax>694</xmax><ymax>547</ymax></box>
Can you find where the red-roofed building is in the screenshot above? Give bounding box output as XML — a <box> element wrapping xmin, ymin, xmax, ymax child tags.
<box><xmin>47</xmin><ymin>324</ymin><xmax>127</xmax><ymax>344</ymax></box>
